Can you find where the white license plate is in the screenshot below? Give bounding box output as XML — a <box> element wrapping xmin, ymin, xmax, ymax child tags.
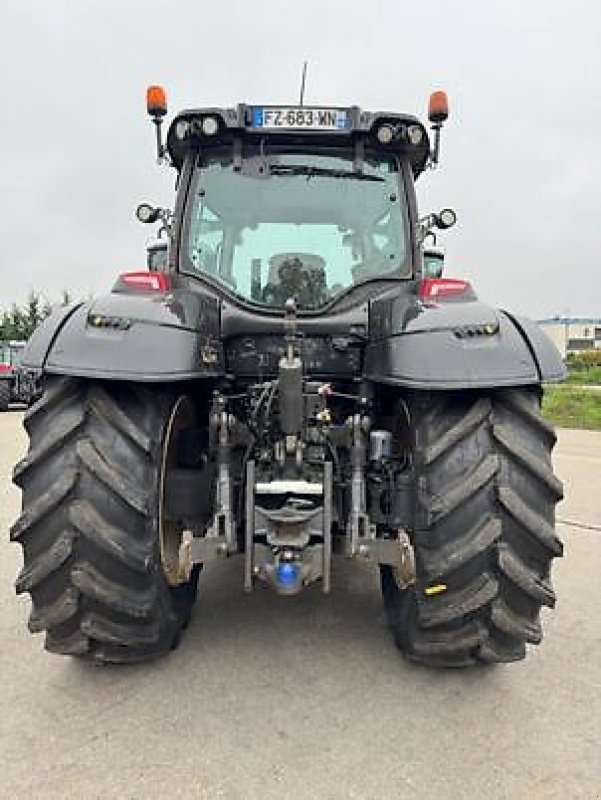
<box><xmin>251</xmin><ymin>106</ymin><xmax>349</xmax><ymax>131</ymax></box>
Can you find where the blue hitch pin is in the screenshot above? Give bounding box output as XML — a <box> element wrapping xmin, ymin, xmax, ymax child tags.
<box><xmin>275</xmin><ymin>561</ymin><xmax>300</xmax><ymax>589</ymax></box>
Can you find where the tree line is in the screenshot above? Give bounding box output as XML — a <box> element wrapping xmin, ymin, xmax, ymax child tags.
<box><xmin>0</xmin><ymin>291</ymin><xmax>71</xmax><ymax>341</ymax></box>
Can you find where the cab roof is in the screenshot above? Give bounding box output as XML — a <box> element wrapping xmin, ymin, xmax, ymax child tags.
<box><xmin>166</xmin><ymin>104</ymin><xmax>431</xmax><ymax>178</ymax></box>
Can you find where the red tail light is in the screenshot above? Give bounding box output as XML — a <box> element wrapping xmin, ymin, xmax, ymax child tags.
<box><xmin>419</xmin><ymin>277</ymin><xmax>471</xmax><ymax>300</ymax></box>
<box><xmin>0</xmin><ymin>364</ymin><xmax>12</xmax><ymax>374</ymax></box>
<box><xmin>118</xmin><ymin>272</ymin><xmax>171</xmax><ymax>292</ymax></box>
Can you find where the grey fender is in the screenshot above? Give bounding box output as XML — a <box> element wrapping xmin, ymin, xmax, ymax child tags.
<box><xmin>21</xmin><ymin>302</ymin><xmax>84</xmax><ymax>369</ymax></box>
<box><xmin>364</xmin><ymin>296</ymin><xmax>566</xmax><ymax>389</ymax></box>
<box><xmin>26</xmin><ymin>290</ymin><xmax>224</xmax><ymax>382</ymax></box>
<box><xmin>501</xmin><ymin>311</ymin><xmax>566</xmax><ymax>383</ymax></box>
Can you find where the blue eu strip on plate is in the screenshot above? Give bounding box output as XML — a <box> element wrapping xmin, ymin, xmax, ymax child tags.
<box><xmin>251</xmin><ymin>108</ymin><xmax>264</xmax><ymax>127</ymax></box>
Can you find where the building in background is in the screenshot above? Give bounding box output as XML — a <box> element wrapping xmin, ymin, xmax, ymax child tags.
<box><xmin>538</xmin><ymin>318</ymin><xmax>601</xmax><ymax>359</ymax></box>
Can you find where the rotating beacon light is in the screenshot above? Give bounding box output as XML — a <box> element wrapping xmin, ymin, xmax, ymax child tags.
<box><xmin>146</xmin><ymin>85</ymin><xmax>168</xmax><ymax>162</ymax></box>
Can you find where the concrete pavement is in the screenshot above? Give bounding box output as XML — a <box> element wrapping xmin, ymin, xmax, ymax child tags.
<box><xmin>0</xmin><ymin>412</ymin><xmax>599</xmax><ymax>799</ymax></box>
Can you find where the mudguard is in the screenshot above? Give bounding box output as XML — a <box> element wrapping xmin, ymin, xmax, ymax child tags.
<box><xmin>365</xmin><ymin>295</ymin><xmax>566</xmax><ymax>389</ymax></box>
<box><xmin>22</xmin><ymin>290</ymin><xmax>224</xmax><ymax>382</ymax></box>
<box><xmin>21</xmin><ymin>302</ymin><xmax>84</xmax><ymax>369</ymax></box>
<box><xmin>502</xmin><ymin>311</ymin><xmax>566</xmax><ymax>383</ymax></box>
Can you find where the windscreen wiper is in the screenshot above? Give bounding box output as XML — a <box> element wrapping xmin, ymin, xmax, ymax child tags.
<box><xmin>269</xmin><ymin>164</ymin><xmax>385</xmax><ymax>182</ymax></box>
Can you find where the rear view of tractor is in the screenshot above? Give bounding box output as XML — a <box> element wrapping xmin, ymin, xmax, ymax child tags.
<box><xmin>0</xmin><ymin>341</ymin><xmax>34</xmax><ymax>411</ymax></box>
<box><xmin>11</xmin><ymin>86</ymin><xmax>565</xmax><ymax>666</ymax></box>
<box><xmin>0</xmin><ymin>342</ymin><xmax>13</xmax><ymax>411</ymax></box>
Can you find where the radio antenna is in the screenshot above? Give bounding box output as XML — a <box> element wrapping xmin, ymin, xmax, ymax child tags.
<box><xmin>299</xmin><ymin>61</ymin><xmax>308</xmax><ymax>106</ymax></box>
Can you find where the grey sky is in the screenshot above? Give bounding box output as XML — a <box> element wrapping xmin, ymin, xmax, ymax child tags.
<box><xmin>2</xmin><ymin>0</ymin><xmax>600</xmax><ymax>318</ymax></box>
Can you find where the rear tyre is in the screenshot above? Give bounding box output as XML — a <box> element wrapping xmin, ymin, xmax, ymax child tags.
<box><xmin>11</xmin><ymin>377</ymin><xmax>201</xmax><ymax>663</ymax></box>
<box><xmin>381</xmin><ymin>388</ymin><xmax>563</xmax><ymax>667</ymax></box>
<box><xmin>0</xmin><ymin>380</ymin><xmax>10</xmax><ymax>411</ymax></box>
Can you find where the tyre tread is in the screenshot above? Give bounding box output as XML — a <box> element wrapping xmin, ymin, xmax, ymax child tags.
<box><xmin>384</xmin><ymin>388</ymin><xmax>563</xmax><ymax>668</ymax></box>
<box><xmin>15</xmin><ymin>530</ymin><xmax>75</xmax><ymax>593</ymax></box>
<box><xmin>425</xmin><ymin>454</ymin><xmax>499</xmax><ymax>523</ymax></box>
<box><xmin>497</xmin><ymin>543</ymin><xmax>556</xmax><ymax>607</ymax></box>
<box><xmin>71</xmin><ymin>560</ymin><xmax>158</xmax><ymax>618</ymax></box>
<box><xmin>420</xmin><ymin>515</ymin><xmax>501</xmax><ymax>579</ymax></box>
<box><xmin>422</xmin><ymin>398</ymin><xmax>492</xmax><ymax>465</ymax></box>
<box><xmin>69</xmin><ymin>500</ymin><xmax>153</xmax><ymax>573</ymax></box>
<box><xmin>76</xmin><ymin>438</ymin><xmax>148</xmax><ymax>515</ymax></box>
<box><xmin>12</xmin><ymin>377</ymin><xmax>198</xmax><ymax>663</ymax></box>
<box><xmin>28</xmin><ymin>586</ymin><xmax>79</xmax><ymax>633</ymax></box>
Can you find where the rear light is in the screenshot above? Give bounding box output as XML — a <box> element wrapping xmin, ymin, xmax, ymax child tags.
<box><xmin>118</xmin><ymin>272</ymin><xmax>171</xmax><ymax>293</ymax></box>
<box><xmin>419</xmin><ymin>277</ymin><xmax>471</xmax><ymax>300</ymax></box>
<box><xmin>0</xmin><ymin>364</ymin><xmax>12</xmax><ymax>374</ymax></box>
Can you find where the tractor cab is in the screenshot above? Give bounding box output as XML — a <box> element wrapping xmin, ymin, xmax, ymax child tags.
<box><xmin>137</xmin><ymin>89</ymin><xmax>453</xmax><ymax>314</ymax></box>
<box><xmin>0</xmin><ymin>340</ymin><xmax>24</xmax><ymax>369</ymax></box>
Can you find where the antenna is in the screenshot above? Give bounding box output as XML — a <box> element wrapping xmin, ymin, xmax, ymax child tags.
<box><xmin>299</xmin><ymin>61</ymin><xmax>308</xmax><ymax>106</ymax></box>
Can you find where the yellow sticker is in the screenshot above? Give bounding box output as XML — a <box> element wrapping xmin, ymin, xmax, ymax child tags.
<box><xmin>424</xmin><ymin>583</ymin><xmax>447</xmax><ymax>596</ymax></box>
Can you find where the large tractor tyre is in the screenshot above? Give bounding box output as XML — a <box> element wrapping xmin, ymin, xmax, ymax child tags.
<box><xmin>0</xmin><ymin>380</ymin><xmax>10</xmax><ymax>411</ymax></box>
<box><xmin>11</xmin><ymin>377</ymin><xmax>201</xmax><ymax>663</ymax></box>
<box><xmin>381</xmin><ymin>388</ymin><xmax>563</xmax><ymax>667</ymax></box>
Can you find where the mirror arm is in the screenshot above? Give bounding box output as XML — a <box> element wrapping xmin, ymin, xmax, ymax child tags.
<box><xmin>429</xmin><ymin>122</ymin><xmax>443</xmax><ymax>168</ymax></box>
<box><xmin>158</xmin><ymin>208</ymin><xmax>175</xmax><ymax>242</ymax></box>
<box><xmin>416</xmin><ymin>213</ymin><xmax>437</xmax><ymax>244</ymax></box>
<box><xmin>153</xmin><ymin>117</ymin><xmax>166</xmax><ymax>164</ymax></box>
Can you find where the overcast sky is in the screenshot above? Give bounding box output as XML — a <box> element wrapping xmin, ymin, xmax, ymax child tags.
<box><xmin>2</xmin><ymin>0</ymin><xmax>600</xmax><ymax>319</ymax></box>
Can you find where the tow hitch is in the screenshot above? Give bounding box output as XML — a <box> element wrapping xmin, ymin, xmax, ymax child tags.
<box><xmin>244</xmin><ymin>461</ymin><xmax>333</xmax><ymax>595</ymax></box>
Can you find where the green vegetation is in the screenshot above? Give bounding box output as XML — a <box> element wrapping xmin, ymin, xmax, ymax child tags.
<box><xmin>567</xmin><ymin>350</ymin><xmax>601</xmax><ymax>369</ymax></box>
<box><xmin>543</xmin><ymin>386</ymin><xmax>601</xmax><ymax>431</ymax></box>
<box><xmin>565</xmin><ymin>351</ymin><xmax>601</xmax><ymax>386</ymax></box>
<box><xmin>0</xmin><ymin>291</ymin><xmax>72</xmax><ymax>341</ymax></box>
<box><xmin>565</xmin><ymin>366</ymin><xmax>601</xmax><ymax>386</ymax></box>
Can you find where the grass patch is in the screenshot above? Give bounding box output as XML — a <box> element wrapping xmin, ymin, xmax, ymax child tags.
<box><xmin>543</xmin><ymin>386</ymin><xmax>601</xmax><ymax>430</ymax></box>
<box><xmin>565</xmin><ymin>366</ymin><xmax>601</xmax><ymax>385</ymax></box>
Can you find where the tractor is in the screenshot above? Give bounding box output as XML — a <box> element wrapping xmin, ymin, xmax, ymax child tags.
<box><xmin>0</xmin><ymin>341</ymin><xmax>16</xmax><ymax>411</ymax></box>
<box><xmin>11</xmin><ymin>87</ymin><xmax>565</xmax><ymax>666</ymax></box>
<box><xmin>0</xmin><ymin>340</ymin><xmax>36</xmax><ymax>410</ymax></box>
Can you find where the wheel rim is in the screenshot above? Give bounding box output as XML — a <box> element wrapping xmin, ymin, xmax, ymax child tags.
<box><xmin>159</xmin><ymin>396</ymin><xmax>197</xmax><ymax>586</ymax></box>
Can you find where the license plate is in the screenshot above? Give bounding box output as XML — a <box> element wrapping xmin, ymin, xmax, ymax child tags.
<box><xmin>250</xmin><ymin>106</ymin><xmax>349</xmax><ymax>131</ymax></box>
